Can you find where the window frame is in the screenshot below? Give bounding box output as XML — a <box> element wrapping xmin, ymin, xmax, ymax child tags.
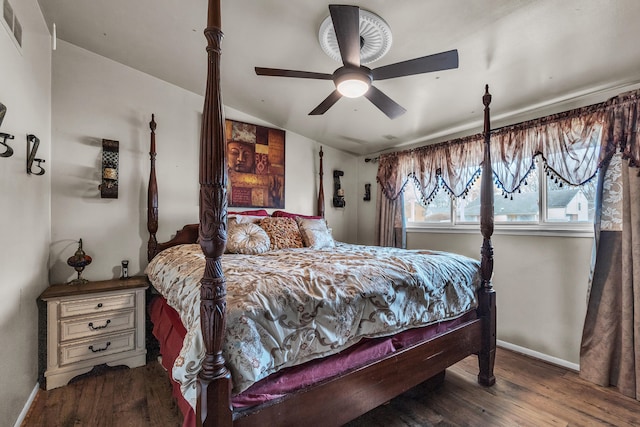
<box><xmin>404</xmin><ymin>164</ymin><xmax>596</xmax><ymax>236</ymax></box>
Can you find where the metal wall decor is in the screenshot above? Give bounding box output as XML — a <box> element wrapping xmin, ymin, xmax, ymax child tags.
<box><xmin>26</xmin><ymin>134</ymin><xmax>45</xmax><ymax>175</ymax></box>
<box><xmin>99</xmin><ymin>139</ymin><xmax>119</xmax><ymax>198</ymax></box>
<box><xmin>0</xmin><ymin>133</ymin><xmax>13</xmax><ymax>157</ymax></box>
<box><xmin>0</xmin><ymin>102</ymin><xmax>13</xmax><ymax>158</ymax></box>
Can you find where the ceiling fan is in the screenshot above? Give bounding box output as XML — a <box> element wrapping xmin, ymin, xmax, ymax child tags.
<box><xmin>255</xmin><ymin>4</ymin><xmax>459</xmax><ymax>119</ymax></box>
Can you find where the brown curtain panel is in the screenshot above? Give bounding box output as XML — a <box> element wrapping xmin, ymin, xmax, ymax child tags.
<box><xmin>374</xmin><ymin>185</ymin><xmax>405</xmax><ymax>248</ymax></box>
<box><xmin>580</xmin><ymin>88</ymin><xmax>640</xmax><ymax>400</ymax></box>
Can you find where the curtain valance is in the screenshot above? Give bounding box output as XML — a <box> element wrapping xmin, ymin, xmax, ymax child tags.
<box><xmin>491</xmin><ymin>105</ymin><xmax>605</xmax><ymax>193</ymax></box>
<box><xmin>600</xmin><ymin>88</ymin><xmax>640</xmax><ymax>168</ymax></box>
<box><xmin>376</xmin><ymin>135</ymin><xmax>484</xmax><ymax>202</ymax></box>
<box><xmin>376</xmin><ymin>89</ymin><xmax>640</xmax><ymax>203</ymax></box>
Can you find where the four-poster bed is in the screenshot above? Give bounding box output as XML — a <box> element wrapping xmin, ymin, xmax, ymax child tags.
<box><xmin>145</xmin><ymin>1</ymin><xmax>496</xmax><ymax>426</ymax></box>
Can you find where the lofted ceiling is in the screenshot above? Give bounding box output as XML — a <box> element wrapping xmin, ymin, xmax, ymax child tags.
<box><xmin>37</xmin><ymin>0</ymin><xmax>640</xmax><ymax>156</ymax></box>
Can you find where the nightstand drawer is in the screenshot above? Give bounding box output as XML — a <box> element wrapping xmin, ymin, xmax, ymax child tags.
<box><xmin>60</xmin><ymin>309</ymin><xmax>135</xmax><ymax>342</ymax></box>
<box><xmin>60</xmin><ymin>292</ymin><xmax>135</xmax><ymax>318</ymax></box>
<box><xmin>59</xmin><ymin>331</ymin><xmax>136</xmax><ymax>366</ymax></box>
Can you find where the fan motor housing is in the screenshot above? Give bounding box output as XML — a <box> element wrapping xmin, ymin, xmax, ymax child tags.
<box><xmin>333</xmin><ymin>66</ymin><xmax>373</xmax><ymax>97</ymax></box>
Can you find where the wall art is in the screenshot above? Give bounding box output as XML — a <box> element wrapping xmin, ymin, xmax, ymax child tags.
<box><xmin>225</xmin><ymin>119</ymin><xmax>285</xmax><ymax>208</ymax></box>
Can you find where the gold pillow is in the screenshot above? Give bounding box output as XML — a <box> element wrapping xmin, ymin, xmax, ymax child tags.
<box><xmin>296</xmin><ymin>217</ymin><xmax>335</xmax><ymax>249</ymax></box>
<box><xmin>226</xmin><ymin>222</ymin><xmax>271</xmax><ymax>254</ymax></box>
<box><xmin>257</xmin><ymin>217</ymin><xmax>304</xmax><ymax>250</ymax></box>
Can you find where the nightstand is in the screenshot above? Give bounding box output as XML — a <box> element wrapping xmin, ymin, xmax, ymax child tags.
<box><xmin>38</xmin><ymin>276</ymin><xmax>148</xmax><ymax>390</ymax></box>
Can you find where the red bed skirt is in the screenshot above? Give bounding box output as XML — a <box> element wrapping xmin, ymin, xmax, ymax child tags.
<box><xmin>148</xmin><ymin>295</ymin><xmax>476</xmax><ymax>426</ymax></box>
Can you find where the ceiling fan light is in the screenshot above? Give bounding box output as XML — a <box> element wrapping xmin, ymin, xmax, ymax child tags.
<box><xmin>336</xmin><ymin>75</ymin><xmax>370</xmax><ymax>98</ymax></box>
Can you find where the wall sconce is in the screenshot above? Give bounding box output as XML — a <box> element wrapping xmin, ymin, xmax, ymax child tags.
<box><xmin>99</xmin><ymin>139</ymin><xmax>119</xmax><ymax>199</ymax></box>
<box><xmin>0</xmin><ymin>102</ymin><xmax>14</xmax><ymax>158</ymax></box>
<box><xmin>26</xmin><ymin>134</ymin><xmax>45</xmax><ymax>175</ymax></box>
<box><xmin>333</xmin><ymin>170</ymin><xmax>346</xmax><ymax>208</ymax></box>
<box><xmin>363</xmin><ymin>183</ymin><xmax>371</xmax><ymax>201</ymax></box>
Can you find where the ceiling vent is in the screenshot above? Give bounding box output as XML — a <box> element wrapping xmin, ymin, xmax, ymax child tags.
<box><xmin>318</xmin><ymin>8</ymin><xmax>392</xmax><ymax>65</ymax></box>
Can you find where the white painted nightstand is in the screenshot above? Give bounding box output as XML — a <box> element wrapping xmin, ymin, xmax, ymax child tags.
<box><xmin>38</xmin><ymin>276</ymin><xmax>148</xmax><ymax>390</ymax></box>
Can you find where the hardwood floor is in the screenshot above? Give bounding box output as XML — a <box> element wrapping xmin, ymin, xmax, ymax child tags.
<box><xmin>24</xmin><ymin>362</ymin><xmax>182</xmax><ymax>427</ymax></box>
<box><xmin>23</xmin><ymin>348</ymin><xmax>640</xmax><ymax>427</ymax></box>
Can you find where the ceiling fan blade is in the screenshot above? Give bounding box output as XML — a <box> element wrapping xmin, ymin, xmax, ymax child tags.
<box><xmin>329</xmin><ymin>5</ymin><xmax>361</xmax><ymax>68</ymax></box>
<box><xmin>309</xmin><ymin>90</ymin><xmax>343</xmax><ymax>115</ymax></box>
<box><xmin>372</xmin><ymin>49</ymin><xmax>459</xmax><ymax>81</ymax></box>
<box><xmin>364</xmin><ymin>86</ymin><xmax>406</xmax><ymax>119</ymax></box>
<box><xmin>255</xmin><ymin>67</ymin><xmax>332</xmax><ymax>80</ymax></box>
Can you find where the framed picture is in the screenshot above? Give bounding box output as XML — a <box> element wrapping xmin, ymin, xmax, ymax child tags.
<box><xmin>225</xmin><ymin>119</ymin><xmax>285</xmax><ymax>208</ymax></box>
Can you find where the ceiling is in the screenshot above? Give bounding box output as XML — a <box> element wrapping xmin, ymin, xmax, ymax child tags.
<box><xmin>37</xmin><ymin>0</ymin><xmax>640</xmax><ymax>156</ymax></box>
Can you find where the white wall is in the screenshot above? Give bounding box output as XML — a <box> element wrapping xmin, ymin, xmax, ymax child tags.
<box><xmin>0</xmin><ymin>1</ymin><xmax>51</xmax><ymax>424</ymax></box>
<box><xmin>49</xmin><ymin>40</ymin><xmax>359</xmax><ymax>284</ymax></box>
<box><xmin>407</xmin><ymin>231</ymin><xmax>592</xmax><ymax>365</ymax></box>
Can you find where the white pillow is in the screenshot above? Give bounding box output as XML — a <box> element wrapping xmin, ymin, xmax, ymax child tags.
<box><xmin>296</xmin><ymin>217</ymin><xmax>335</xmax><ymax>249</ymax></box>
<box><xmin>226</xmin><ymin>222</ymin><xmax>271</xmax><ymax>254</ymax></box>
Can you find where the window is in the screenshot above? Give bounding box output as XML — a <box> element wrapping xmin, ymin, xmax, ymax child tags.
<box><xmin>545</xmin><ymin>170</ymin><xmax>597</xmax><ymax>223</ymax></box>
<box><xmin>404</xmin><ymin>181</ymin><xmax>451</xmax><ymax>224</ymax></box>
<box><xmin>405</xmin><ymin>161</ymin><xmax>597</xmax><ymax>228</ymax></box>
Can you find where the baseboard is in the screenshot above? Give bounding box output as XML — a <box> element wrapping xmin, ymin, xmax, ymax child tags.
<box><xmin>14</xmin><ymin>383</ymin><xmax>39</xmax><ymax>427</ymax></box>
<box><xmin>497</xmin><ymin>340</ymin><xmax>580</xmax><ymax>372</ymax></box>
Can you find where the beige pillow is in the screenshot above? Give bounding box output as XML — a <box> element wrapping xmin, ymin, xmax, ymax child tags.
<box><xmin>257</xmin><ymin>217</ymin><xmax>304</xmax><ymax>250</ymax></box>
<box><xmin>296</xmin><ymin>217</ymin><xmax>335</xmax><ymax>249</ymax></box>
<box><xmin>226</xmin><ymin>222</ymin><xmax>271</xmax><ymax>255</ymax></box>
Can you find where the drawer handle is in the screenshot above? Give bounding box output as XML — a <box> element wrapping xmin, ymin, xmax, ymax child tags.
<box><xmin>88</xmin><ymin>342</ymin><xmax>111</xmax><ymax>353</ymax></box>
<box><xmin>88</xmin><ymin>319</ymin><xmax>111</xmax><ymax>330</ymax></box>
<box><xmin>96</xmin><ymin>303</ymin><xmax>103</xmax><ymax>309</ymax></box>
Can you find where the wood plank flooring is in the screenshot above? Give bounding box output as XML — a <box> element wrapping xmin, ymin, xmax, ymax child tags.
<box><xmin>23</xmin><ymin>348</ymin><xmax>640</xmax><ymax>427</ymax></box>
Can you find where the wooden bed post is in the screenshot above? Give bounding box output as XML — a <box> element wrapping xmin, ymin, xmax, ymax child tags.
<box><xmin>197</xmin><ymin>0</ymin><xmax>233</xmax><ymax>425</ymax></box>
<box><xmin>147</xmin><ymin>114</ymin><xmax>158</xmax><ymax>262</ymax></box>
<box><xmin>477</xmin><ymin>85</ymin><xmax>497</xmax><ymax>386</ymax></box>
<box><xmin>318</xmin><ymin>147</ymin><xmax>325</xmax><ymax>218</ymax></box>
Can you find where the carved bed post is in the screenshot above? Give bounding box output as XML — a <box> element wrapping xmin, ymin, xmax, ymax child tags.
<box><xmin>197</xmin><ymin>0</ymin><xmax>232</xmax><ymax>426</ymax></box>
<box><xmin>478</xmin><ymin>85</ymin><xmax>497</xmax><ymax>386</ymax></box>
<box><xmin>318</xmin><ymin>147</ymin><xmax>325</xmax><ymax>218</ymax></box>
<box><xmin>147</xmin><ymin>114</ymin><xmax>158</xmax><ymax>262</ymax></box>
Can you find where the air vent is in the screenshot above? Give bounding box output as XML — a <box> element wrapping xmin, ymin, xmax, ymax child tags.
<box><xmin>2</xmin><ymin>0</ymin><xmax>22</xmax><ymax>49</ymax></box>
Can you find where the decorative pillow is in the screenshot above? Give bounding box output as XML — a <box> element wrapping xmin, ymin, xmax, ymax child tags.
<box><xmin>272</xmin><ymin>210</ymin><xmax>322</xmax><ymax>220</ymax></box>
<box><xmin>296</xmin><ymin>217</ymin><xmax>335</xmax><ymax>249</ymax></box>
<box><xmin>226</xmin><ymin>222</ymin><xmax>271</xmax><ymax>255</ymax></box>
<box><xmin>257</xmin><ymin>217</ymin><xmax>304</xmax><ymax>250</ymax></box>
<box><xmin>231</xmin><ymin>215</ymin><xmax>267</xmax><ymax>224</ymax></box>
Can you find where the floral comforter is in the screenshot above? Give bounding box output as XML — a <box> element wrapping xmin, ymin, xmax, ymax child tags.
<box><xmin>145</xmin><ymin>243</ymin><xmax>480</xmax><ymax>409</ymax></box>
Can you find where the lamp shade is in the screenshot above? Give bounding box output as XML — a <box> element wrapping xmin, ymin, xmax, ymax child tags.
<box><xmin>337</xmin><ymin>78</ymin><xmax>370</xmax><ymax>98</ymax></box>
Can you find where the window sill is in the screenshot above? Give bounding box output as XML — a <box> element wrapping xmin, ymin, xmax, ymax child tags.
<box><xmin>406</xmin><ymin>224</ymin><xmax>594</xmax><ymax>238</ymax></box>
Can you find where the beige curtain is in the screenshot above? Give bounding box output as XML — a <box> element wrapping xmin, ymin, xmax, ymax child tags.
<box><xmin>374</xmin><ymin>185</ymin><xmax>405</xmax><ymax>248</ymax></box>
<box><xmin>580</xmin><ymin>88</ymin><xmax>640</xmax><ymax>400</ymax></box>
<box><xmin>375</xmin><ymin>152</ymin><xmax>409</xmax><ymax>248</ymax></box>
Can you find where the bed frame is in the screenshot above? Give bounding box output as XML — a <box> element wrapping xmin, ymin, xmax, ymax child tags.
<box><xmin>146</xmin><ymin>1</ymin><xmax>496</xmax><ymax>426</ymax></box>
